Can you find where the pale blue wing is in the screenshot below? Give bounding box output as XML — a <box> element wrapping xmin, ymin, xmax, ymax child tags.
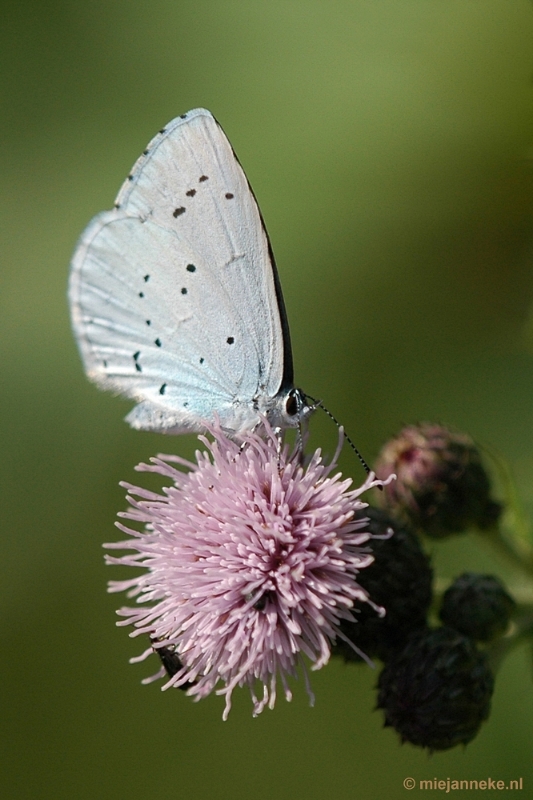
<box><xmin>69</xmin><ymin>109</ymin><xmax>288</xmax><ymax>433</ymax></box>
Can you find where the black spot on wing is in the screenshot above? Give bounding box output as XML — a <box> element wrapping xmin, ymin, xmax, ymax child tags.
<box><xmin>180</xmin><ymin>114</ymin><xmax>187</xmax><ymax>119</ymax></box>
<box><xmin>173</xmin><ymin>207</ymin><xmax>186</xmax><ymax>218</ymax></box>
<box><xmin>155</xmin><ymin>338</ymin><xmax>161</xmax><ymax>347</ymax></box>
<box><xmin>159</xmin><ymin>383</ymin><xmax>166</xmax><ymax>395</ymax></box>
<box><xmin>227</xmin><ymin>337</ymin><xmax>234</xmax><ymax>345</ymax></box>
<box><xmin>186</xmin><ymin>264</ymin><xmax>196</xmax><ymax>272</ymax></box>
<box><xmin>181</xmin><ymin>287</ymin><xmax>187</xmax><ymax>295</ymax></box>
<box><xmin>186</xmin><ymin>189</ymin><xmax>196</xmax><ymax>197</ymax></box>
<box><xmin>143</xmin><ymin>149</ymin><xmax>149</xmax><ymax>155</ymax></box>
<box><xmin>133</xmin><ymin>352</ymin><xmax>142</xmax><ymax>373</ymax></box>
<box><xmin>225</xmin><ymin>192</ymin><xmax>234</xmax><ymax>199</ymax></box>
<box><xmin>199</xmin><ymin>175</ymin><xmax>209</xmax><ymax>182</ymax></box>
<box><xmin>199</xmin><ymin>357</ymin><xmax>204</xmax><ymax>364</ymax></box>
<box><xmin>146</xmin><ymin>319</ymin><xmax>151</xmax><ymax>326</ymax></box>
<box><xmin>144</xmin><ymin>275</ymin><xmax>150</xmax><ymax>282</ymax></box>
<box><xmin>128</xmin><ymin>175</ymin><xmax>134</xmax><ymax>182</ymax></box>
<box><xmin>138</xmin><ymin>292</ymin><xmax>144</xmax><ymax>298</ymax></box>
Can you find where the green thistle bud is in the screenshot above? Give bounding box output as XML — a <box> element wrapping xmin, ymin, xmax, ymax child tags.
<box><xmin>377</xmin><ymin>627</ymin><xmax>494</xmax><ymax>752</ymax></box>
<box><xmin>334</xmin><ymin>507</ymin><xmax>433</xmax><ymax>662</ymax></box>
<box><xmin>374</xmin><ymin>423</ymin><xmax>501</xmax><ymax>539</ymax></box>
<box><xmin>439</xmin><ymin>573</ymin><xmax>515</xmax><ymax>642</ymax></box>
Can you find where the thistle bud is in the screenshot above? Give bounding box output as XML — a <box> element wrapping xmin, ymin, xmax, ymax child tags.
<box><xmin>377</xmin><ymin>627</ymin><xmax>494</xmax><ymax>751</ymax></box>
<box><xmin>374</xmin><ymin>423</ymin><xmax>501</xmax><ymax>539</ymax></box>
<box><xmin>334</xmin><ymin>507</ymin><xmax>433</xmax><ymax>662</ymax></box>
<box><xmin>439</xmin><ymin>573</ymin><xmax>515</xmax><ymax>642</ymax></box>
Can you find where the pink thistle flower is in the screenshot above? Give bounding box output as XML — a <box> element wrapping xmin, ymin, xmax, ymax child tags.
<box><xmin>105</xmin><ymin>423</ymin><xmax>393</xmax><ymax>719</ymax></box>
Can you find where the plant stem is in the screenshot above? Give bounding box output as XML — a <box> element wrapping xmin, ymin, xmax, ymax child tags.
<box><xmin>486</xmin><ymin>609</ymin><xmax>533</xmax><ymax>674</ymax></box>
<box><xmin>478</xmin><ymin>524</ymin><xmax>533</xmax><ymax>580</ymax></box>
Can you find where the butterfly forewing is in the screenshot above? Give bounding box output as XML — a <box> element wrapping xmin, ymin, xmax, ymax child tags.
<box><xmin>69</xmin><ymin>109</ymin><xmax>286</xmax><ymax>433</ymax></box>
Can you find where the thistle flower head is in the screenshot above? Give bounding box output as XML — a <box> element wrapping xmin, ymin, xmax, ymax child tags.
<box><xmin>106</xmin><ymin>423</ymin><xmax>391</xmax><ymax>719</ymax></box>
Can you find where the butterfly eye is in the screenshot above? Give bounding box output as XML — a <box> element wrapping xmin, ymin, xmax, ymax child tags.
<box><xmin>285</xmin><ymin>390</ymin><xmax>300</xmax><ymax>418</ymax></box>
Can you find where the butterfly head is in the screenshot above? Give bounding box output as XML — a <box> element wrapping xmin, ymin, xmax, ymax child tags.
<box><xmin>260</xmin><ymin>387</ymin><xmax>315</xmax><ymax>431</ymax></box>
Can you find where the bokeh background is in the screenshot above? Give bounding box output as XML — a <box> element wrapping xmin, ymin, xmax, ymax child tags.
<box><xmin>3</xmin><ymin>1</ymin><xmax>533</xmax><ymax>798</ymax></box>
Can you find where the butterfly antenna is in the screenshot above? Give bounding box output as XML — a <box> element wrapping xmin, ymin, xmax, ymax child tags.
<box><xmin>304</xmin><ymin>393</ymin><xmax>372</xmax><ymax>476</ymax></box>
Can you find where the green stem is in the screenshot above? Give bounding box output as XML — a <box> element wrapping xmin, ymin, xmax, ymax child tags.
<box><xmin>485</xmin><ymin>610</ymin><xmax>533</xmax><ymax>675</ymax></box>
<box><xmin>477</xmin><ymin>524</ymin><xmax>533</xmax><ymax>580</ymax></box>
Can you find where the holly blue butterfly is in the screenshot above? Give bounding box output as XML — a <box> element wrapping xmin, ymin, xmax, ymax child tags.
<box><xmin>69</xmin><ymin>108</ymin><xmax>312</xmax><ymax>435</ymax></box>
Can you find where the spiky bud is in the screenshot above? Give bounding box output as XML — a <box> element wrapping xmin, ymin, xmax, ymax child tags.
<box><xmin>334</xmin><ymin>507</ymin><xmax>433</xmax><ymax>661</ymax></box>
<box><xmin>374</xmin><ymin>423</ymin><xmax>501</xmax><ymax>538</ymax></box>
<box><xmin>439</xmin><ymin>573</ymin><xmax>515</xmax><ymax>642</ymax></box>
<box><xmin>377</xmin><ymin>627</ymin><xmax>494</xmax><ymax>751</ymax></box>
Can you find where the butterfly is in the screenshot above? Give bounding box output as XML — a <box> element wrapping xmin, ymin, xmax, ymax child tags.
<box><xmin>69</xmin><ymin>109</ymin><xmax>312</xmax><ymax>435</ymax></box>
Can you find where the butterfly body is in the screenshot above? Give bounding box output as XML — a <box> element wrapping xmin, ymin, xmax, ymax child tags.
<box><xmin>69</xmin><ymin>109</ymin><xmax>311</xmax><ymax>435</ymax></box>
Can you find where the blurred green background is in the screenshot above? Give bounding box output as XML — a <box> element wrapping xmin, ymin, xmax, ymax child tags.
<box><xmin>3</xmin><ymin>1</ymin><xmax>533</xmax><ymax>798</ymax></box>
